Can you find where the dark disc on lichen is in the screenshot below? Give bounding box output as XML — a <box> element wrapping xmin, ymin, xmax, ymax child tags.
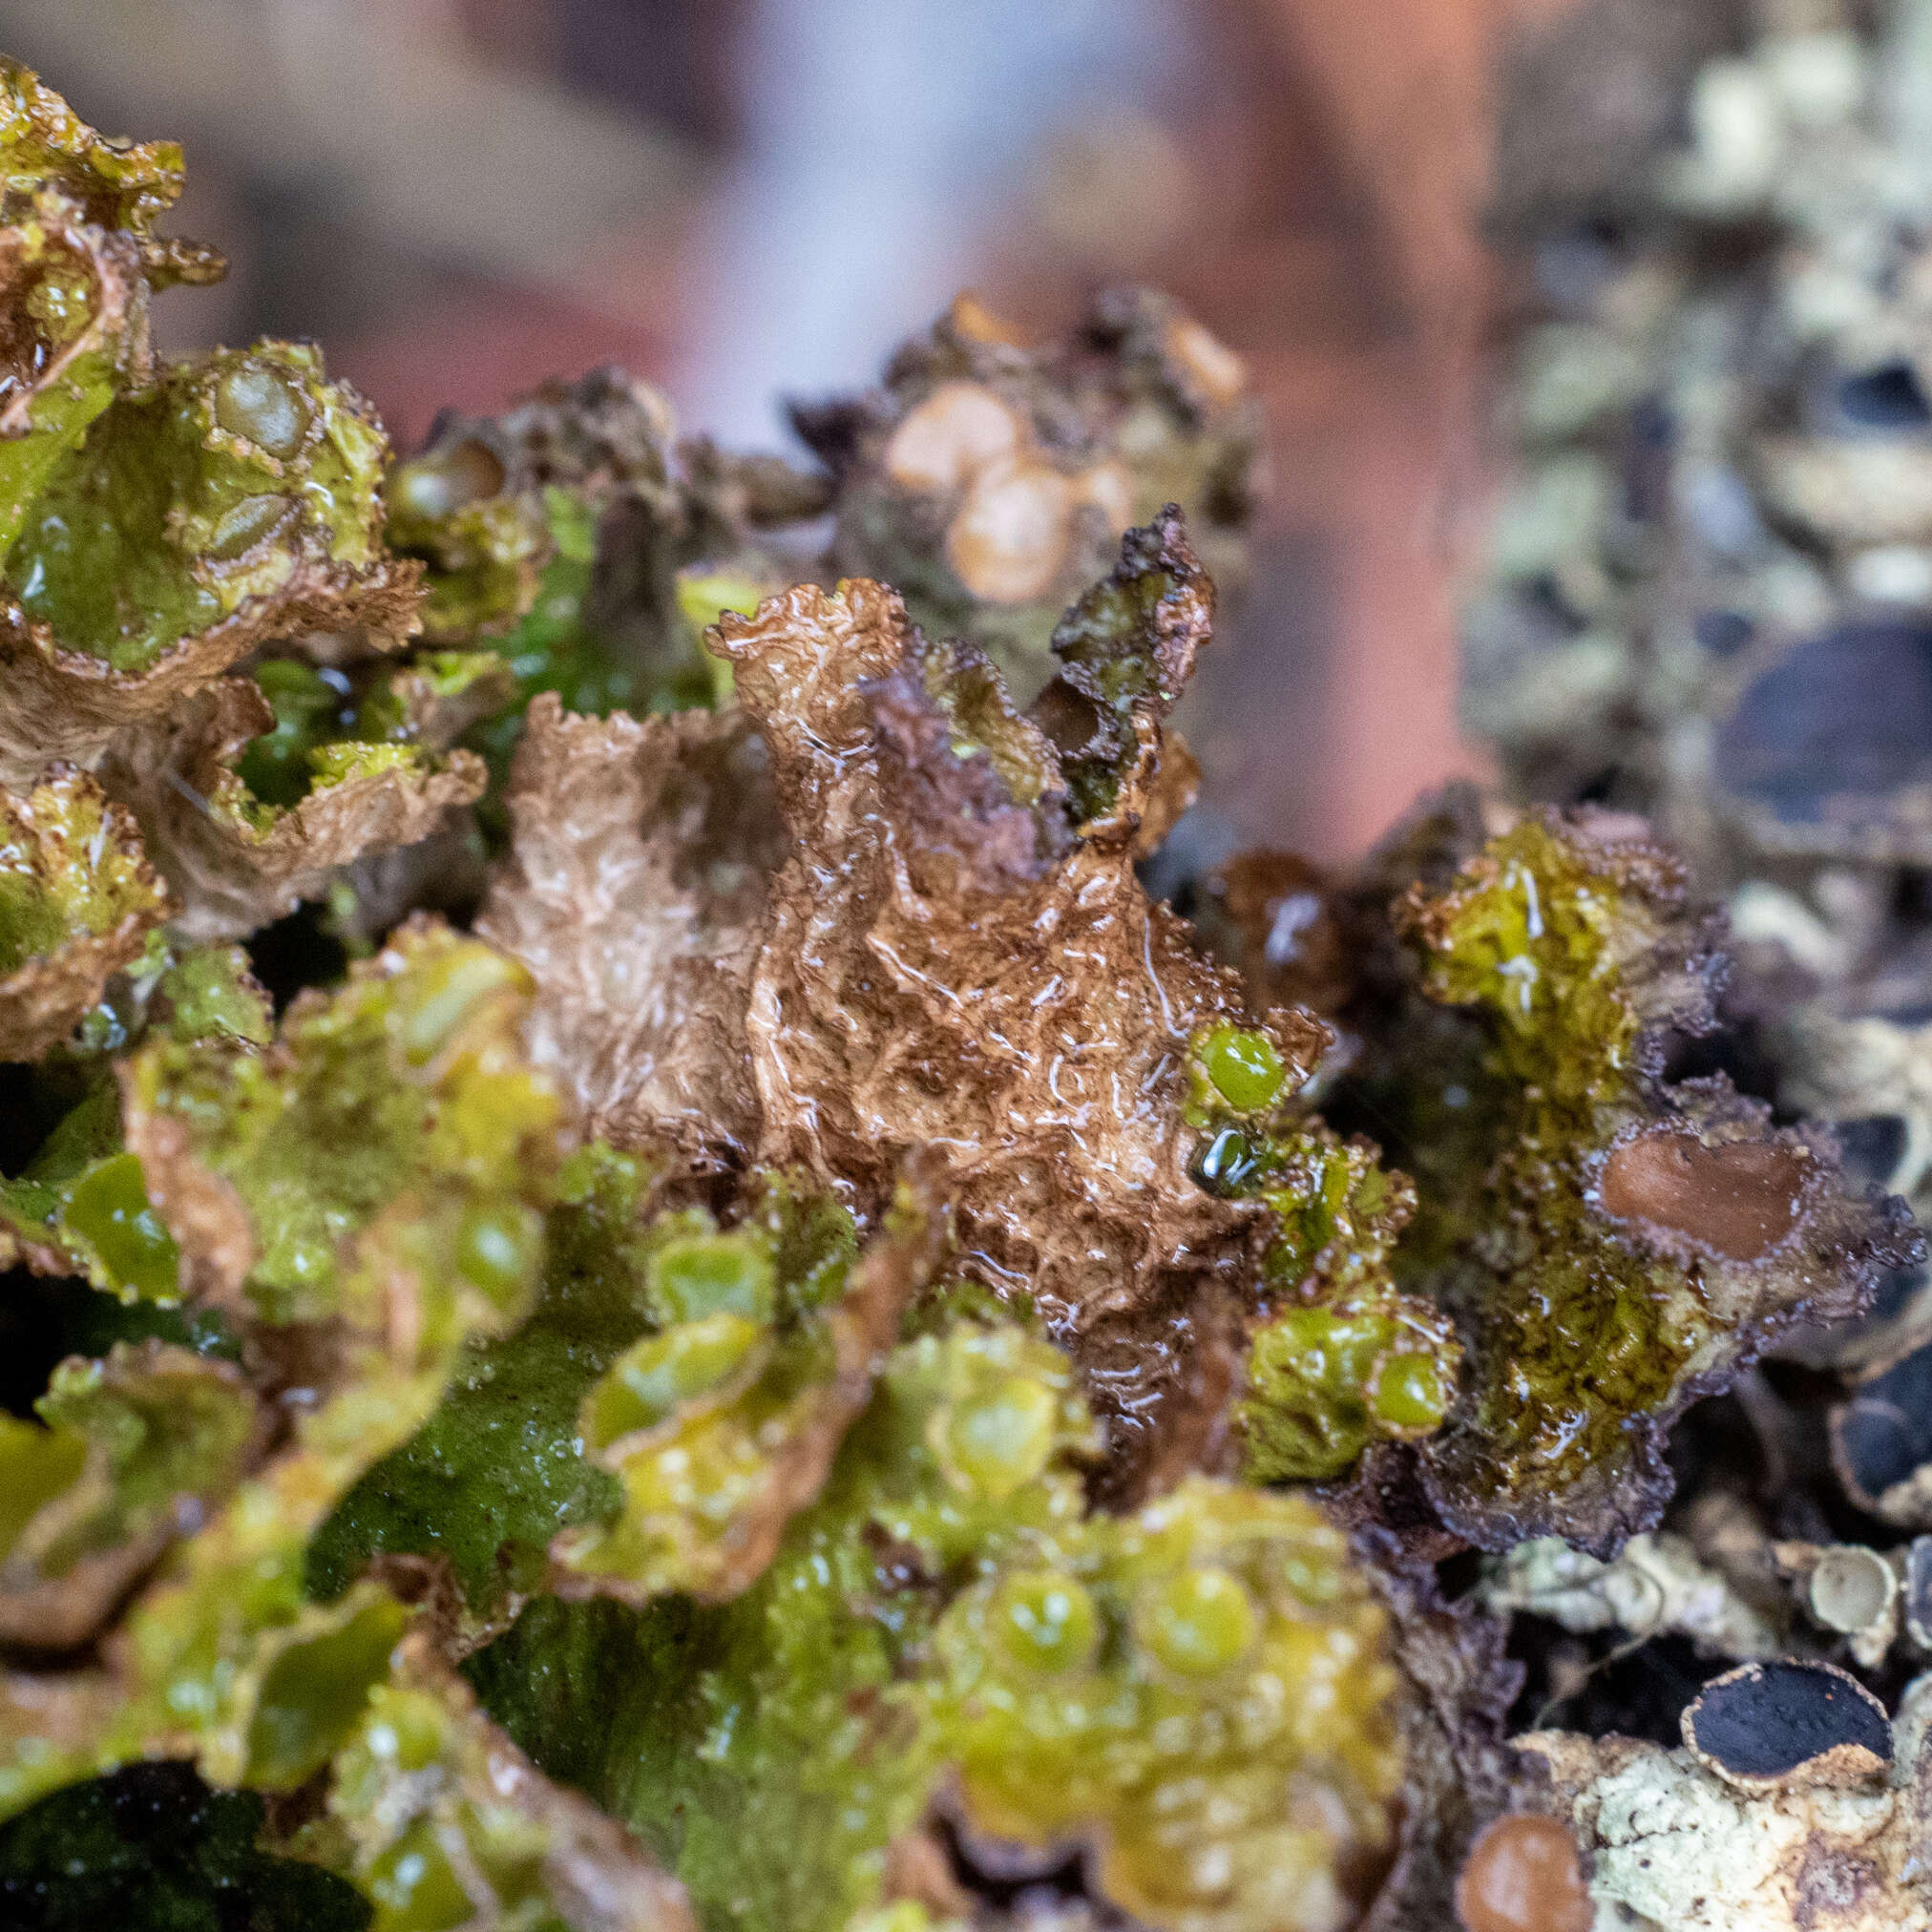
<box><xmin>1682</xmin><ymin>1660</ymin><xmax>1892</xmax><ymax>1790</ymax></box>
<box><xmin>1712</xmin><ymin>620</ymin><xmax>1932</xmax><ymax>840</ymax></box>
<box><xmin>1832</xmin><ymin>1336</ymin><xmax>1932</xmax><ymax>1516</ymax></box>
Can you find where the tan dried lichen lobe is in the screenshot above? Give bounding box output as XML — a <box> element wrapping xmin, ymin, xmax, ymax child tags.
<box><xmin>482</xmin><ymin>512</ymin><xmax>1330</xmax><ymax>1490</ymax></box>
<box><xmin>101</xmin><ymin>674</ymin><xmax>487</xmax><ymax>941</ymax></box>
<box><xmin>474</xmin><ymin>694</ymin><xmax>781</xmax><ymax>1169</ymax></box>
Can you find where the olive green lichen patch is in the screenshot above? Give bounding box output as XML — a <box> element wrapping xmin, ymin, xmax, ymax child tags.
<box><xmin>314</xmin><ymin>1157</ymin><xmax>920</xmax><ymax>1624</ymax></box>
<box><xmin>0</xmin><ymin>766</ymin><xmax>164</xmax><ymax>1061</ymax></box>
<box><xmin>1236</xmin><ymin>1130</ymin><xmax>1460</xmax><ymax>1483</ymax></box>
<box><xmin>387</xmin><ymin>371</ymin><xmax>780</xmax><ymax>844</ymax></box>
<box><xmin>1399</xmin><ymin>811</ymin><xmax>1912</xmax><ymax>1554</ymax></box>
<box><xmin>387</xmin><ymin>437</ymin><xmax>551</xmax><ymax>645</ymax></box>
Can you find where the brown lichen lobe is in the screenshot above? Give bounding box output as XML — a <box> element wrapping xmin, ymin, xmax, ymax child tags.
<box><xmin>1453</xmin><ymin>1813</ymin><xmax>1592</xmax><ymax>1932</ymax></box>
<box><xmin>1598</xmin><ymin>1131</ymin><xmax>1810</xmax><ymax>1260</ymax></box>
<box><xmin>484</xmin><ymin>514</ymin><xmax>1334</xmax><ymax>1494</ymax></box>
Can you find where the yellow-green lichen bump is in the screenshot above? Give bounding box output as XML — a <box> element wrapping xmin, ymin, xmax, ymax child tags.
<box><xmin>1185</xmin><ymin>1021</ymin><xmax>1462</xmax><ymax>1482</ymax></box>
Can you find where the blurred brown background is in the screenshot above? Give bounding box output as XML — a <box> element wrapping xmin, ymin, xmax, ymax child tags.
<box><xmin>0</xmin><ymin>0</ymin><xmax>1580</xmax><ymax>860</ymax></box>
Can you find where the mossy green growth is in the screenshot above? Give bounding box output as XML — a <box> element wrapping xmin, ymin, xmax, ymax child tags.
<box><xmin>122</xmin><ymin>920</ymin><xmax>560</xmax><ymax>1331</ymax></box>
<box><xmin>929</xmin><ymin>1477</ymin><xmax>1402</xmax><ymax>1932</ymax></box>
<box><xmin>0</xmin><ymin>768</ymin><xmax>161</xmax><ymax>978</ymax></box>
<box><xmin>307</xmin><ymin>1143</ymin><xmax>656</xmax><ymax>1620</ymax></box>
<box><xmin>474</xmin><ymin>1318</ymin><xmax>1095</xmax><ymax>1932</ymax></box>
<box><xmin>147</xmin><ymin>942</ymin><xmax>274</xmax><ymax>1048</ymax></box>
<box><xmin>0</xmin><ymin>1761</ymin><xmax>372</xmax><ymax>1932</ymax></box>
<box><xmin>1397</xmin><ymin>814</ymin><xmax>1716</xmax><ymax>1517</ymax></box>
<box><xmin>1185</xmin><ymin>1028</ymin><xmax>1460</xmax><ymax>1483</ymax></box>
<box><xmin>6</xmin><ymin>341</ymin><xmax>390</xmax><ymax>672</ymax></box>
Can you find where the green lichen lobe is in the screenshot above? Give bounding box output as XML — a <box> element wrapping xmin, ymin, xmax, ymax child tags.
<box><xmin>0</xmin><ymin>766</ymin><xmax>160</xmax><ymax>976</ymax></box>
<box><xmin>476</xmin><ymin>1313</ymin><xmax>1404</xmax><ymax>1932</ymax></box>
<box><xmin>932</xmin><ymin>1477</ymin><xmax>1401</xmax><ymax>1932</ymax></box>
<box><xmin>1395</xmin><ymin>812</ymin><xmax>1745</xmax><ymax>1535</ymax></box>
<box><xmin>0</xmin><ymin>57</ymin><xmax>186</xmax><ymax>233</ymax></box>
<box><xmin>8</xmin><ymin>341</ymin><xmax>392</xmax><ymax>672</ymax></box>
<box><xmin>554</xmin><ymin>1174</ymin><xmax>862</xmax><ymax>1601</ymax></box>
<box><xmin>125</xmin><ymin>919</ymin><xmax>560</xmax><ymax>1330</ymax></box>
<box><xmin>1183</xmin><ymin>1026</ymin><xmax>1461</xmax><ymax>1482</ymax></box>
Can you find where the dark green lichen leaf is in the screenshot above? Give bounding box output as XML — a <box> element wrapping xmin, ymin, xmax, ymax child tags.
<box><xmin>0</xmin><ymin>766</ymin><xmax>164</xmax><ymax>1062</ymax></box>
<box><xmin>0</xmin><ymin>1339</ymin><xmax>255</xmax><ymax>1650</ymax></box>
<box><xmin>793</xmin><ymin>287</ymin><xmax>1259</xmax><ymax>696</ymax></box>
<box><xmin>284</xmin><ymin>1631</ymin><xmax>694</xmax><ymax>1932</ymax></box>
<box><xmin>1399</xmin><ymin>810</ymin><xmax>1918</xmax><ymax>1554</ymax></box>
<box><xmin>0</xmin><ymin>1760</ymin><xmax>371</xmax><ymax>1932</ymax></box>
<box><xmin>1027</xmin><ymin>502</ymin><xmax>1211</xmax><ymax>829</ymax></box>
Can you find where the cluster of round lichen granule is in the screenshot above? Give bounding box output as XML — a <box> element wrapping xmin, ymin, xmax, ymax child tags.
<box><xmin>928</xmin><ymin>1474</ymin><xmax>1402</xmax><ymax>1932</ymax></box>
